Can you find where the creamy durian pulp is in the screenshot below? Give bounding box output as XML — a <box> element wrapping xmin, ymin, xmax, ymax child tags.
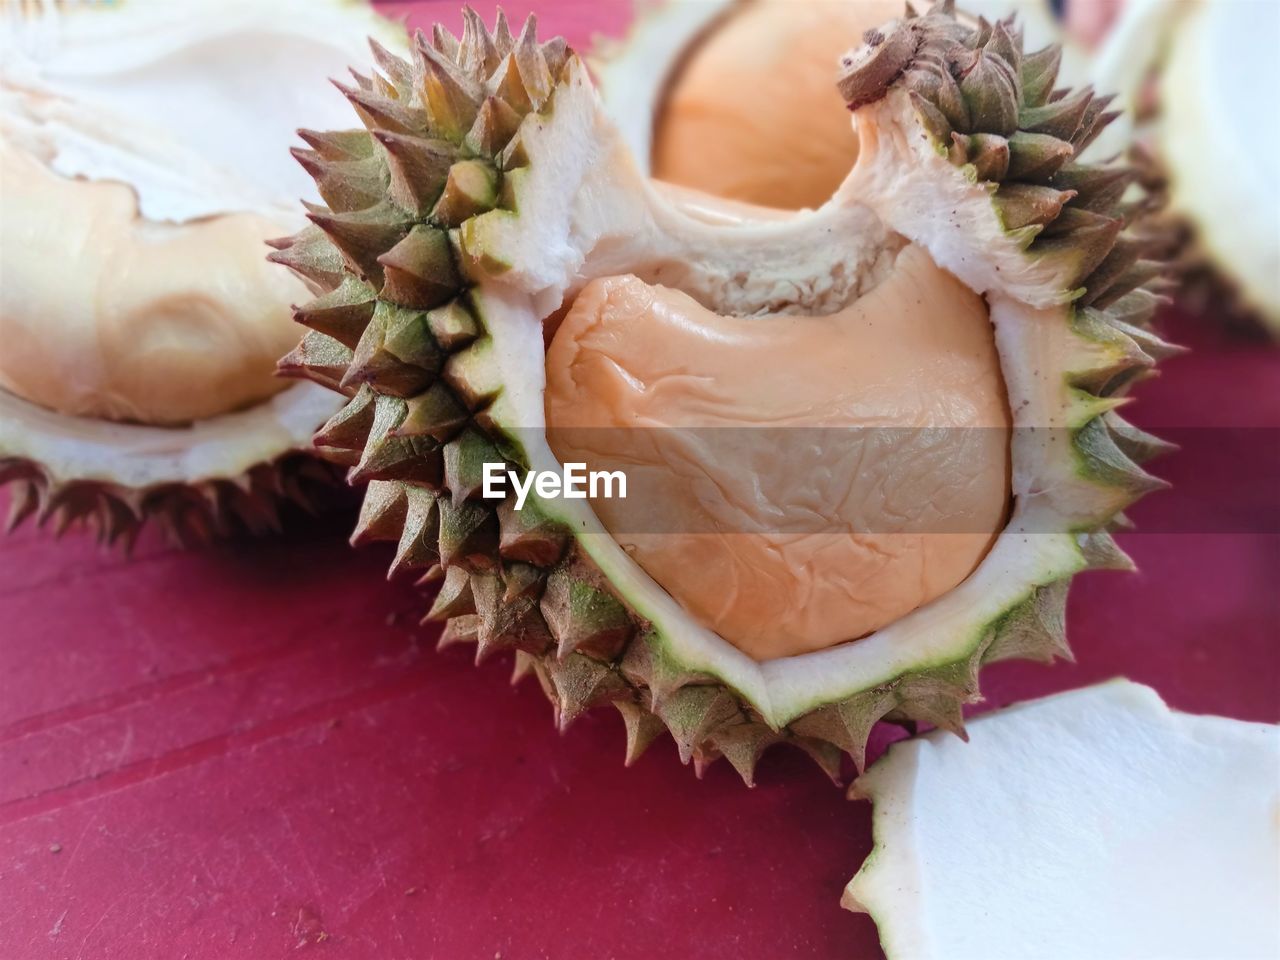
<box><xmin>0</xmin><ymin>0</ymin><xmax>401</xmax><ymax>425</ymax></box>
<box><xmin>546</xmin><ymin>244</ymin><xmax>1011</xmax><ymax>660</ymax></box>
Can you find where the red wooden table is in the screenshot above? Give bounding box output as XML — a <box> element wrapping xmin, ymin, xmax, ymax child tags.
<box><xmin>2</xmin><ymin>3</ymin><xmax>1277</xmax><ymax>958</ymax></box>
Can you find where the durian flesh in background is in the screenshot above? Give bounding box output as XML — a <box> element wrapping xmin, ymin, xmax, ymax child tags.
<box><xmin>597</xmin><ymin>0</ymin><xmax>1090</xmax><ymax>210</ymax></box>
<box><xmin>0</xmin><ymin>0</ymin><xmax>406</xmax><ymax>545</ymax></box>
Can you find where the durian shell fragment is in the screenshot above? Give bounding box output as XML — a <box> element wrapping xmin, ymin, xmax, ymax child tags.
<box><xmin>279</xmin><ymin>4</ymin><xmax>1172</xmax><ymax>786</ymax></box>
<box><xmin>0</xmin><ymin>385</ymin><xmax>345</xmax><ymax>550</ymax></box>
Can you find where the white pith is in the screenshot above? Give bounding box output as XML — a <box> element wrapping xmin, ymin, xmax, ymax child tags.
<box><xmin>0</xmin><ymin>0</ymin><xmax>407</xmax><ymax>224</ymax></box>
<box><xmin>0</xmin><ymin>383</ymin><xmax>341</xmax><ymax>489</ymax></box>
<box><xmin>459</xmin><ymin>64</ymin><xmax>1118</xmax><ymax>725</ymax></box>
<box><xmin>844</xmin><ymin>680</ymin><xmax>1280</xmax><ymax>960</ymax></box>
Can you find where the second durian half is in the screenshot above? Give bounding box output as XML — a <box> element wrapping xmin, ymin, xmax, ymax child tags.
<box><xmin>0</xmin><ymin>0</ymin><xmax>409</xmax><ymax>546</ymax></box>
<box><xmin>273</xmin><ymin>3</ymin><xmax>1173</xmax><ymax>783</ymax></box>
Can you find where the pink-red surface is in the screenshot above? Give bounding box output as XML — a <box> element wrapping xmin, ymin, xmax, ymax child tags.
<box><xmin>1</xmin><ymin>3</ymin><xmax>1277</xmax><ymax>958</ymax></box>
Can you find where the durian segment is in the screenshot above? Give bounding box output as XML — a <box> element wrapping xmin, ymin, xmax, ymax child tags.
<box><xmin>0</xmin><ymin>0</ymin><xmax>405</xmax><ymax>542</ymax></box>
<box><xmin>279</xmin><ymin>4</ymin><xmax>1171</xmax><ymax>783</ymax></box>
<box><xmin>0</xmin><ymin>144</ymin><xmax>307</xmax><ymax>425</ymax></box>
<box><xmin>845</xmin><ymin>680</ymin><xmax>1280</xmax><ymax>960</ymax></box>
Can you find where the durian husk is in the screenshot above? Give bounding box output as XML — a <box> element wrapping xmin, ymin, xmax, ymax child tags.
<box><xmin>273</xmin><ymin>3</ymin><xmax>1174</xmax><ymax>786</ymax></box>
<box><xmin>0</xmin><ymin>385</ymin><xmax>345</xmax><ymax>550</ymax></box>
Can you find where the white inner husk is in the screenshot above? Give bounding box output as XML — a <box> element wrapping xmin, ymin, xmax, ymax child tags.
<box><xmin>0</xmin><ymin>0</ymin><xmax>404</xmax><ymax>224</ymax></box>
<box><xmin>845</xmin><ymin>680</ymin><xmax>1280</xmax><ymax>960</ymax></box>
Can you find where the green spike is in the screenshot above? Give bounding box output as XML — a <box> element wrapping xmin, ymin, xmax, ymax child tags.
<box><xmin>1103</xmin><ymin>412</ymin><xmax>1178</xmax><ymax>464</ymax></box>
<box><xmin>297</xmin><ymin>128</ymin><xmax>375</xmax><ymax>161</ymax></box>
<box><xmin>306</xmin><ymin>203</ymin><xmax>410</xmax><ymax>286</ymax></box>
<box><xmin>470</xmin><ymin>571</ymin><xmax>552</xmax><ymax>662</ymax></box>
<box><xmin>415</xmin><ymin>36</ymin><xmax>483</xmax><ymax>138</ymax></box>
<box><xmin>437</xmin><ymin>496</ymin><xmax>499</xmax><ymax>570</ymax></box>
<box><xmin>459</xmin><ymin>6</ymin><xmax>502</xmax><ymax>77</ymax></box>
<box><xmin>426</xmin><ymin>300</ymin><xmax>481</xmax><ymax>350</ymax></box>
<box><xmin>313</xmin><ymin>385</ymin><xmax>378</xmax><ymax>461</ymax></box>
<box><xmin>909</xmin><ymin>91</ymin><xmax>954</xmax><ymax>149</ymax></box>
<box><xmin>291</xmin><ymin>276</ymin><xmax>377</xmax><ymax>349</ymax></box>
<box><xmin>654</xmin><ymin>686</ymin><xmax>741</xmax><ymax>765</ymax></box>
<box><xmin>1051</xmin><ymin>164</ymin><xmax>1135</xmax><ymax>213</ymax></box>
<box><xmin>369</xmin><ymin>37</ymin><xmax>415</xmax><ymax>92</ymax></box>
<box><xmin>290</xmin><ymin>148</ymin><xmax>385</xmax><ymax>213</ymax></box>
<box><xmin>497</xmin><ymin>497</ymin><xmax>569</xmax><ymax>567</ymax></box>
<box><xmin>394</xmin><ymin>382</ymin><xmax>470</xmax><ymax>442</ymax></box>
<box><xmin>1019</xmin><ymin>45</ymin><xmax>1062</xmax><ymax>107</ymax></box>
<box><xmin>333</xmin><ymin>79</ymin><xmax>428</xmax><ymax>137</ymax></box>
<box><xmin>389</xmin><ymin>487</ymin><xmax>440</xmax><ymax>578</ymax></box>
<box><xmin>277</xmin><ymin>330</ymin><xmax>353</xmax><ymax>392</ymax></box>
<box><xmin>348</xmin><ymin>396</ymin><xmax>444</xmax><ymax>487</ymax></box>
<box><xmin>1006</xmin><ymin>131</ymin><xmax>1075</xmax><ymax>182</ymax></box>
<box><xmin>427</xmin><ymin>564</ymin><xmax>477</xmax><ymax>620</ymax></box>
<box><xmin>1078</xmin><ymin>529</ymin><xmax>1136</xmax><ymax>571</ymax></box>
<box><xmin>985</xmin><ymin>581</ymin><xmax>1071</xmax><ymax>664</ymax></box>
<box><xmin>431</xmin><ymin>160</ymin><xmax>500</xmax><ymax>228</ymax></box>
<box><xmin>342</xmin><ymin>303</ymin><xmax>436</xmax><ymax>398</ymax></box>
<box><xmin>789</xmin><ymin>688</ymin><xmax>898</xmax><ymax>772</ymax></box>
<box><xmin>1074</xmin><ymin>417</ymin><xmax>1170</xmax><ymax>500</ymax></box>
<box><xmin>378</xmin><ymin>225</ymin><xmax>463</xmax><ymax>310</ymax></box>
<box><xmin>463</xmin><ymin>96</ymin><xmax>525</xmax><ymax>158</ymax></box>
<box><xmin>612</xmin><ymin>699</ymin><xmax>668</xmax><ymax>766</ymax></box>
<box><xmin>442</xmin><ymin>428</ymin><xmax>506</xmax><ymax>502</ymax></box>
<box><xmin>350</xmin><ymin>481</ymin><xmax>408</xmax><ymax>546</ymax></box>
<box><xmin>950</xmin><ymin>132</ymin><xmax>1010</xmax><ymax>181</ymax></box>
<box><xmin>544</xmin><ymin>654</ymin><xmax>625</xmax><ymax>731</ymax></box>
<box><xmin>1018</xmin><ymin>87</ymin><xmax>1093</xmax><ymax>140</ymax></box>
<box><xmin>958</xmin><ymin>49</ymin><xmax>1019</xmax><ymax>136</ymax></box>
<box><xmin>1032</xmin><ymin>214</ymin><xmax>1124</xmax><ymax>289</ymax></box>
<box><xmin>993</xmin><ymin>183</ymin><xmax>1077</xmax><ymax>230</ymax></box>
<box><xmin>540</xmin><ymin>566</ymin><xmax>633</xmax><ymax>660</ymax></box>
<box><xmin>373</xmin><ymin>131</ymin><xmax>458</xmax><ymax>217</ymax></box>
<box><xmin>266</xmin><ymin>226</ymin><xmax>346</xmax><ymax>292</ymax></box>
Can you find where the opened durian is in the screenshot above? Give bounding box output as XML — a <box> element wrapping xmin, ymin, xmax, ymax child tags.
<box><xmin>595</xmin><ymin>0</ymin><xmax>1093</xmax><ymax>210</ymax></box>
<box><xmin>0</xmin><ymin>0</ymin><xmax>407</xmax><ymax>546</ymax></box>
<box><xmin>274</xmin><ymin>3</ymin><xmax>1173</xmax><ymax>783</ymax></box>
<box><xmin>845</xmin><ymin>681</ymin><xmax>1280</xmax><ymax>959</ymax></box>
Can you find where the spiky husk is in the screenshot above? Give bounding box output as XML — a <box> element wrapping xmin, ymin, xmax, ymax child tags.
<box><xmin>276</xmin><ymin>3</ymin><xmax>1172</xmax><ymax>786</ymax></box>
<box><xmin>0</xmin><ymin>450</ymin><xmax>341</xmax><ymax>550</ymax></box>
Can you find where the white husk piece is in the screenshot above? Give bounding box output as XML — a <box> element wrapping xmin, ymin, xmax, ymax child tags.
<box><xmin>845</xmin><ymin>680</ymin><xmax>1280</xmax><ymax>960</ymax></box>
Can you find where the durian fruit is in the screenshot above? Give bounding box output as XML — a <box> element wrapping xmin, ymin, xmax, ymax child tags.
<box><xmin>0</xmin><ymin>0</ymin><xmax>409</xmax><ymax>546</ymax></box>
<box><xmin>276</xmin><ymin>4</ymin><xmax>1174</xmax><ymax>784</ymax></box>
<box><xmin>1089</xmin><ymin>0</ymin><xmax>1279</xmax><ymax>331</ymax></box>
<box><xmin>845</xmin><ymin>680</ymin><xmax>1280</xmax><ymax>959</ymax></box>
<box><xmin>594</xmin><ymin>0</ymin><xmax>1092</xmax><ymax>209</ymax></box>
